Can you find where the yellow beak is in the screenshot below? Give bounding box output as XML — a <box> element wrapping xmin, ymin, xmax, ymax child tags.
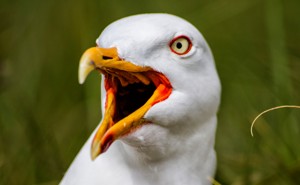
<box><xmin>79</xmin><ymin>47</ymin><xmax>172</xmax><ymax>160</ymax></box>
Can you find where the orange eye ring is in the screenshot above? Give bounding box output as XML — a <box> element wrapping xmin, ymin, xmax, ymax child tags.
<box><xmin>169</xmin><ymin>35</ymin><xmax>192</xmax><ymax>55</ymax></box>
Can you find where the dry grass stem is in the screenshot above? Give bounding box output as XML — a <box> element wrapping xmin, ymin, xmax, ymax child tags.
<box><xmin>251</xmin><ymin>105</ymin><xmax>300</xmax><ymax>137</ymax></box>
<box><xmin>207</xmin><ymin>176</ymin><xmax>222</xmax><ymax>185</ymax></box>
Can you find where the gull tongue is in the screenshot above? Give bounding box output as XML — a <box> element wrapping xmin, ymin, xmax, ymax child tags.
<box><xmin>91</xmin><ymin>83</ymin><xmax>171</xmax><ymax>160</ymax></box>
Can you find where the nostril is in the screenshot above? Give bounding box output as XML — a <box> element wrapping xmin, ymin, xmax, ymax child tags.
<box><xmin>103</xmin><ymin>56</ymin><xmax>113</xmax><ymax>60</ymax></box>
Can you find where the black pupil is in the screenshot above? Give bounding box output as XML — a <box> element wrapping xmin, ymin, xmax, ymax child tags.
<box><xmin>176</xmin><ymin>42</ymin><xmax>182</xmax><ymax>49</ymax></box>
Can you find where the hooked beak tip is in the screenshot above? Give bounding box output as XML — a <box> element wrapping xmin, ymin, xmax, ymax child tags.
<box><xmin>78</xmin><ymin>52</ymin><xmax>96</xmax><ymax>84</ymax></box>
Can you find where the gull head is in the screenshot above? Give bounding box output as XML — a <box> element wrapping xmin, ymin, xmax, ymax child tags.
<box><xmin>78</xmin><ymin>13</ymin><xmax>221</xmax><ymax>160</ymax></box>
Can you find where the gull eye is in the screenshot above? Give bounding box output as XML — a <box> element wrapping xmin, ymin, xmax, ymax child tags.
<box><xmin>169</xmin><ymin>36</ymin><xmax>192</xmax><ymax>55</ymax></box>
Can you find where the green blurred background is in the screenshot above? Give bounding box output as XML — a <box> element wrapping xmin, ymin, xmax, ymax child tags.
<box><xmin>1</xmin><ymin>0</ymin><xmax>299</xmax><ymax>184</ymax></box>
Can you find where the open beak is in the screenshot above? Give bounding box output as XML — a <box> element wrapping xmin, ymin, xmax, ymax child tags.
<box><xmin>79</xmin><ymin>47</ymin><xmax>172</xmax><ymax>160</ymax></box>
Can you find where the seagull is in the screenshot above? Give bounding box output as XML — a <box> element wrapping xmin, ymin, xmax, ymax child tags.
<box><xmin>60</xmin><ymin>13</ymin><xmax>221</xmax><ymax>185</ymax></box>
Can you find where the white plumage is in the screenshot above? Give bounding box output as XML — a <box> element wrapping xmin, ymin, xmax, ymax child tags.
<box><xmin>60</xmin><ymin>13</ymin><xmax>221</xmax><ymax>185</ymax></box>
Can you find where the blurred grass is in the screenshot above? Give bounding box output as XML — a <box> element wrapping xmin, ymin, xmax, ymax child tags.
<box><xmin>0</xmin><ymin>0</ymin><xmax>299</xmax><ymax>184</ymax></box>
